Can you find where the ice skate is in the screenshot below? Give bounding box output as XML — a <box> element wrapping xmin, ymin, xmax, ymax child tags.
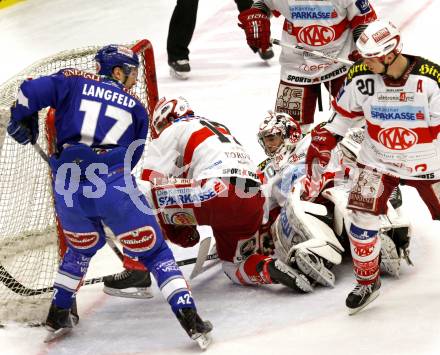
<box><xmin>176</xmin><ymin>308</ymin><xmax>213</xmax><ymax>350</ymax></box>
<box><xmin>44</xmin><ymin>304</ymin><xmax>76</xmax><ymax>343</ymax></box>
<box><xmin>103</xmin><ymin>269</ymin><xmax>153</xmax><ymax>299</ymax></box>
<box><xmin>169</xmin><ymin>59</ymin><xmax>190</xmax><ymax>80</ymax></box>
<box><xmin>265</xmin><ymin>259</ymin><xmax>313</xmax><ymax>293</ymax></box>
<box><xmin>346</xmin><ymin>278</ymin><xmax>381</xmax><ymax>315</ymax></box>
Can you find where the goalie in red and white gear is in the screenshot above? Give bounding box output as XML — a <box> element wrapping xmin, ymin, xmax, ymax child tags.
<box><xmin>140</xmin><ymin>96</ymin><xmax>313</xmax><ymax>293</ymax></box>
<box><xmin>305</xmin><ymin>19</ymin><xmax>439</xmax><ymax>314</ymax></box>
<box><xmin>238</xmin><ymin>0</ymin><xmax>377</xmax><ymax>132</ymax></box>
<box><xmin>257</xmin><ymin>111</ymin><xmax>411</xmax><ymax>290</ymax></box>
<box><xmin>257</xmin><ymin>111</ymin><xmax>345</xmax><ymax>288</ymax></box>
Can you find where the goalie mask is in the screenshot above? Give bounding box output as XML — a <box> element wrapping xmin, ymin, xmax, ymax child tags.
<box><xmin>356</xmin><ymin>20</ymin><xmax>402</xmax><ymax>59</ymax></box>
<box><xmin>95</xmin><ymin>44</ymin><xmax>139</xmax><ymax>77</ymax></box>
<box><xmin>257</xmin><ymin>111</ymin><xmax>302</xmax><ymax>157</ymax></box>
<box><xmin>151</xmin><ymin>96</ymin><xmax>194</xmax><ymax>137</ymax></box>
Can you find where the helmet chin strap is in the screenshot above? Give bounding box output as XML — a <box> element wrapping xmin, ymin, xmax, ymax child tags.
<box><xmin>381</xmin><ymin>51</ymin><xmax>401</xmax><ymax>76</ymax></box>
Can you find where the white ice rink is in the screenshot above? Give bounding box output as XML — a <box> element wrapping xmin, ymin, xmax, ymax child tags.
<box><xmin>1</xmin><ymin>0</ymin><xmax>439</xmax><ymax>354</ymax></box>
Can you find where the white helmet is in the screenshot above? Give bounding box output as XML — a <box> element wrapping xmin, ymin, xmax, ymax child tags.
<box><xmin>151</xmin><ymin>96</ymin><xmax>194</xmax><ymax>137</ymax></box>
<box><xmin>356</xmin><ymin>19</ymin><xmax>402</xmax><ymax>58</ymax></box>
<box><xmin>257</xmin><ymin>111</ymin><xmax>302</xmax><ymax>157</ymax></box>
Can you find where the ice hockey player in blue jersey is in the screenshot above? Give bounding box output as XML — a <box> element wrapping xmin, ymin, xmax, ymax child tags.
<box><xmin>7</xmin><ymin>44</ymin><xmax>212</xmax><ymax>349</ymax></box>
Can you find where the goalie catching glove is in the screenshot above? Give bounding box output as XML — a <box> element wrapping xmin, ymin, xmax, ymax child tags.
<box><xmin>238</xmin><ymin>7</ymin><xmax>271</xmax><ymax>53</ymax></box>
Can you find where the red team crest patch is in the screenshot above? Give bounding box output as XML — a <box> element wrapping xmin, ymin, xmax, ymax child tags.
<box><xmin>298</xmin><ymin>25</ymin><xmax>335</xmax><ymax>46</ymax></box>
<box><xmin>118</xmin><ymin>226</ymin><xmax>156</xmax><ymax>253</ymax></box>
<box><xmin>378</xmin><ymin>127</ymin><xmax>418</xmax><ymax>150</ymax></box>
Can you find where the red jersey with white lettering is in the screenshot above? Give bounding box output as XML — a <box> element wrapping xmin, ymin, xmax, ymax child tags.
<box><xmin>260</xmin><ymin>0</ymin><xmax>376</xmax><ymax>84</ymax></box>
<box><xmin>142</xmin><ymin>116</ymin><xmax>261</xmax><ymax>182</ymax></box>
<box><xmin>326</xmin><ymin>56</ymin><xmax>440</xmax><ymax>179</ymax></box>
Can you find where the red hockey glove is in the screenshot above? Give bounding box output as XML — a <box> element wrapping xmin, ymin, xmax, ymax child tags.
<box><xmin>164</xmin><ymin>225</ymin><xmax>200</xmax><ymax>248</ymax></box>
<box><xmin>304</xmin><ymin>125</ymin><xmax>338</xmax><ymax>199</ymax></box>
<box><xmin>238</xmin><ymin>8</ymin><xmax>271</xmax><ymax>53</ymax></box>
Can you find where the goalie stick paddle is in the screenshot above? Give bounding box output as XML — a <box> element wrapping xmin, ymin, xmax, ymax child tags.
<box><xmin>271</xmin><ymin>38</ymin><xmax>354</xmax><ymax>66</ymax></box>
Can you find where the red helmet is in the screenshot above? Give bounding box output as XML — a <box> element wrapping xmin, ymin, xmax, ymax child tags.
<box><xmin>151</xmin><ymin>96</ymin><xmax>194</xmax><ymax>137</ymax></box>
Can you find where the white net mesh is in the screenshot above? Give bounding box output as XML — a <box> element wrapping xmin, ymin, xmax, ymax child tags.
<box><xmin>0</xmin><ymin>40</ymin><xmax>157</xmax><ymax>323</ymax></box>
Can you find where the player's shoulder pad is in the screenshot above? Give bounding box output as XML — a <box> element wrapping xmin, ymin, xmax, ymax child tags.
<box><xmin>413</xmin><ymin>57</ymin><xmax>440</xmax><ymax>88</ymax></box>
<box><xmin>258</xmin><ymin>158</ymin><xmax>271</xmax><ymax>171</ymax></box>
<box><xmin>345</xmin><ymin>61</ymin><xmax>373</xmax><ymax>84</ymax></box>
<box><xmin>58</xmin><ymin>68</ymin><xmax>101</xmax><ymax>82</ymax></box>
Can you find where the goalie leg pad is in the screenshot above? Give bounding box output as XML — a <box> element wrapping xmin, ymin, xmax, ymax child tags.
<box><xmin>293</xmin><ymin>249</ymin><xmax>336</xmax><ymax>287</ymax></box>
<box><xmin>379</xmin><ymin>232</ymin><xmax>401</xmax><ymax>278</ymax></box>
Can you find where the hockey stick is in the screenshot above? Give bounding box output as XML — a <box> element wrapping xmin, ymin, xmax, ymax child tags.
<box><xmin>32</xmin><ymin>142</ymin><xmax>50</xmax><ymax>163</ymax></box>
<box><xmin>271</xmin><ymin>38</ymin><xmax>354</xmax><ymax>66</ymax></box>
<box><xmin>190</xmin><ymin>239</ymin><xmax>219</xmax><ymax>279</ymax></box>
<box><xmin>0</xmin><ymin>251</ymin><xmax>219</xmax><ymax>297</ymax></box>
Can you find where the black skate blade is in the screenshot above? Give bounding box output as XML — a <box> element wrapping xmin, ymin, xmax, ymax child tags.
<box><xmin>348</xmin><ymin>290</ymin><xmax>380</xmax><ymax>316</ymax></box>
<box><xmin>169</xmin><ymin>68</ymin><xmax>189</xmax><ymax>80</ymax></box>
<box><xmin>44</xmin><ymin>326</ymin><xmax>73</xmax><ymax>343</ymax></box>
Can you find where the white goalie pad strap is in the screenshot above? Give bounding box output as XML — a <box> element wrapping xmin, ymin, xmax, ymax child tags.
<box><xmin>160</xmin><ymin>276</ymin><xmax>189</xmax><ymax>302</ymax></box>
<box><xmin>321</xmin><ymin>186</ymin><xmax>349</xmax><ymax>237</ymax></box>
<box><xmin>290</xmin><ymin>237</ymin><xmax>343</xmax><ymax>265</ymax></box>
<box><xmin>54</xmin><ymin>271</ymin><xmax>82</xmax><ymax>292</ymax></box>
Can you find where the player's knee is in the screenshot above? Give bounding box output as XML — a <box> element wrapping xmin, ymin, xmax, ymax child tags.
<box><xmin>63</xmin><ymin>229</ymin><xmax>106</xmax><ymax>254</ymax></box>
<box><xmin>117</xmin><ymin>225</ymin><xmax>162</xmax><ymax>260</ymax></box>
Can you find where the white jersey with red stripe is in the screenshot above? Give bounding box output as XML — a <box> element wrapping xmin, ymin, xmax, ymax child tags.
<box><xmin>142</xmin><ymin>116</ymin><xmax>261</xmax><ymax>182</ymax></box>
<box><xmin>326</xmin><ymin>56</ymin><xmax>440</xmax><ymax>180</ymax></box>
<box><xmin>259</xmin><ymin>0</ymin><xmax>376</xmax><ymax>84</ymax></box>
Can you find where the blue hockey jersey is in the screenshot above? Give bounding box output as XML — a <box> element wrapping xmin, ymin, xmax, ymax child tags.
<box><xmin>10</xmin><ymin>68</ymin><xmax>148</xmax><ymax>169</ymax></box>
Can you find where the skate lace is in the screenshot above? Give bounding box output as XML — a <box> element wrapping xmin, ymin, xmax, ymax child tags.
<box><xmin>114</xmin><ymin>270</ymin><xmax>132</xmax><ymax>281</ymax></box>
<box><xmin>352</xmin><ymin>283</ymin><xmax>372</xmax><ymax>297</ymax></box>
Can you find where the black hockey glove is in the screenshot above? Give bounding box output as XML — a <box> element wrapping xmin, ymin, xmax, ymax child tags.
<box><xmin>7</xmin><ymin>111</ymin><xmax>39</xmax><ymax>145</ymax></box>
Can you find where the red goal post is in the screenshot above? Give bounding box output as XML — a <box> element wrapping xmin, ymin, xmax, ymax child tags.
<box><xmin>0</xmin><ymin>39</ymin><xmax>159</xmax><ymax>324</ymax></box>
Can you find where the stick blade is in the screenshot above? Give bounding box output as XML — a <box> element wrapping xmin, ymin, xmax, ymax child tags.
<box><xmin>189</xmin><ymin>237</ymin><xmax>211</xmax><ymax>280</ymax></box>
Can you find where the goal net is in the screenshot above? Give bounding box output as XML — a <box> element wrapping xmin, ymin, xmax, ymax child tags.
<box><xmin>0</xmin><ymin>39</ymin><xmax>158</xmax><ymax>323</ymax></box>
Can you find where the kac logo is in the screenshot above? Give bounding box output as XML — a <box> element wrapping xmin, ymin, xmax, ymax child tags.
<box><xmin>298</xmin><ymin>25</ymin><xmax>335</xmax><ymax>46</ymax></box>
<box><xmin>378</xmin><ymin>127</ymin><xmax>418</xmax><ymax>150</ymax></box>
